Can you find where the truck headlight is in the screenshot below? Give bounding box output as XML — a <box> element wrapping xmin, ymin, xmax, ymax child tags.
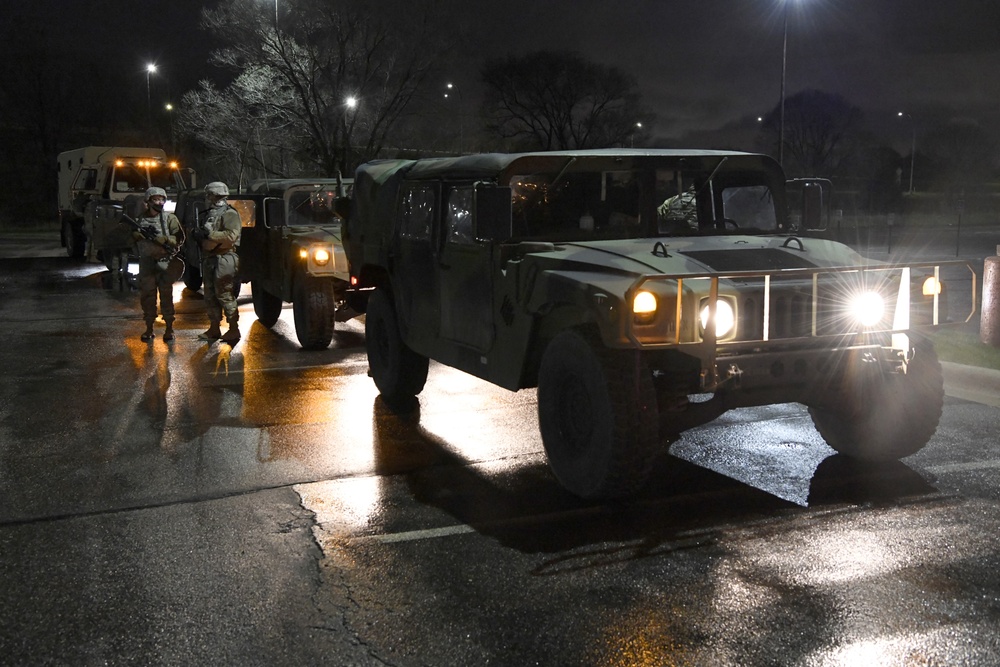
<box><xmin>922</xmin><ymin>276</ymin><xmax>942</xmax><ymax>296</ymax></box>
<box><xmin>313</xmin><ymin>248</ymin><xmax>331</xmax><ymax>266</ymax></box>
<box><xmin>700</xmin><ymin>299</ymin><xmax>735</xmax><ymax>337</ymax></box>
<box><xmin>633</xmin><ymin>291</ymin><xmax>657</xmax><ymax>319</ymax></box>
<box><xmin>849</xmin><ymin>291</ymin><xmax>885</xmax><ymax>327</ymax></box>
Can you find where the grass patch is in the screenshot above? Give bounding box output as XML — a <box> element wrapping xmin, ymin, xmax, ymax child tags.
<box><xmin>930</xmin><ymin>324</ymin><xmax>1000</xmax><ymax>370</ymax></box>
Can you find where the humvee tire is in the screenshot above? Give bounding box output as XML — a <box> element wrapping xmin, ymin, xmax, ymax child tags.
<box><xmin>537</xmin><ymin>330</ymin><xmax>659</xmax><ymax>498</ymax></box>
<box><xmin>251</xmin><ymin>280</ymin><xmax>283</xmax><ymax>327</ymax></box>
<box><xmin>365</xmin><ymin>288</ymin><xmax>429</xmax><ymax>409</ymax></box>
<box><xmin>808</xmin><ymin>339</ymin><xmax>944</xmax><ymax>461</ymax></box>
<box><xmin>292</xmin><ymin>276</ymin><xmax>336</xmax><ymax>350</ymax></box>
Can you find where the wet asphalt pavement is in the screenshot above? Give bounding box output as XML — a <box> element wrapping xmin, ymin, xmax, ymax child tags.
<box><xmin>1</xmin><ymin>232</ymin><xmax>999</xmax><ymax>666</ymax></box>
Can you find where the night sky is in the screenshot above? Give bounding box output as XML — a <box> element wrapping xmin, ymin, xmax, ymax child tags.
<box><xmin>13</xmin><ymin>0</ymin><xmax>1000</xmax><ymax>144</ymax></box>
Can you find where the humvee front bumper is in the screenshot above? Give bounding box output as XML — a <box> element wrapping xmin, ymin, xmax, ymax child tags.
<box><xmin>618</xmin><ymin>260</ymin><xmax>977</xmax><ymax>393</ymax></box>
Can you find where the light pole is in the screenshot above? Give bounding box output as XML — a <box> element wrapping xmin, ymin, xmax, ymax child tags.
<box><xmin>145</xmin><ymin>63</ymin><xmax>157</xmax><ymax>132</ymax></box>
<box><xmin>631</xmin><ymin>122</ymin><xmax>642</xmax><ymax>148</ymax></box>
<box><xmin>444</xmin><ymin>82</ymin><xmax>465</xmax><ymax>153</ymax></box>
<box><xmin>779</xmin><ymin>2</ymin><xmax>789</xmax><ymax>167</ymax></box>
<box><xmin>165</xmin><ymin>103</ymin><xmax>175</xmax><ymax>154</ymax></box>
<box><xmin>898</xmin><ymin>111</ymin><xmax>916</xmax><ymax>194</ymax></box>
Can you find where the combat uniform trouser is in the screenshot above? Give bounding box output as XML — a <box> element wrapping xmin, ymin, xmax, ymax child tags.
<box><xmin>202</xmin><ymin>252</ymin><xmax>240</xmax><ymax>342</ymax></box>
<box><xmin>138</xmin><ymin>256</ymin><xmax>182</xmax><ymax>340</ymax></box>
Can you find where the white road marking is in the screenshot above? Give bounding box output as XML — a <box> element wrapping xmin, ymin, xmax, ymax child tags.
<box><xmin>924</xmin><ymin>459</ymin><xmax>1000</xmax><ymax>474</ymax></box>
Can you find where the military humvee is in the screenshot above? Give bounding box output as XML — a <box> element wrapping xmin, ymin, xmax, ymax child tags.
<box><xmin>176</xmin><ymin>179</ymin><xmax>353</xmax><ymax>350</ymax></box>
<box><xmin>344</xmin><ymin>149</ymin><xmax>974</xmax><ymax>498</ymax></box>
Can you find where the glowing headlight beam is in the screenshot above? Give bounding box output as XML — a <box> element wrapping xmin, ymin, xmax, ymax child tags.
<box><xmin>632</xmin><ymin>291</ymin><xmax>657</xmax><ymax>316</ymax></box>
<box><xmin>313</xmin><ymin>248</ymin><xmax>331</xmax><ymax>266</ymax></box>
<box><xmin>700</xmin><ymin>299</ymin><xmax>735</xmax><ymax>337</ymax></box>
<box><xmin>849</xmin><ymin>291</ymin><xmax>885</xmax><ymax>328</ymax></box>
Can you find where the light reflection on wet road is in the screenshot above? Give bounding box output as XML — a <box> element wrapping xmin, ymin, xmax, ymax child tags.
<box><xmin>2</xmin><ymin>247</ymin><xmax>1000</xmax><ymax>665</ymax></box>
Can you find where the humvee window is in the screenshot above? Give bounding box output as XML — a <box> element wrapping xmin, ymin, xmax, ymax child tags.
<box><xmin>401</xmin><ymin>184</ymin><xmax>436</xmax><ymax>240</ymax></box>
<box><xmin>445</xmin><ymin>186</ymin><xmax>475</xmax><ymax>244</ymax></box>
<box><xmin>287</xmin><ymin>187</ymin><xmax>346</xmax><ymax>226</ymax></box>
<box><xmin>721</xmin><ymin>185</ymin><xmax>778</xmax><ymax>231</ymax></box>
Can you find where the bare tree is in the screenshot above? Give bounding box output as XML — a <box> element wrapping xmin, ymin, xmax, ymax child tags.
<box><xmin>922</xmin><ymin>117</ymin><xmax>998</xmax><ymax>193</ymax></box>
<box><xmin>480</xmin><ymin>51</ymin><xmax>653</xmax><ymax>151</ymax></box>
<box><xmin>180</xmin><ymin>0</ymin><xmax>448</xmax><ymax>181</ymax></box>
<box><xmin>758</xmin><ymin>90</ymin><xmax>864</xmax><ymax>178</ymax></box>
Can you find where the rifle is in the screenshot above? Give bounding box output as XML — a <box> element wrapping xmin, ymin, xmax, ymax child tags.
<box><xmin>121</xmin><ymin>213</ymin><xmax>180</xmax><ymax>257</ymax></box>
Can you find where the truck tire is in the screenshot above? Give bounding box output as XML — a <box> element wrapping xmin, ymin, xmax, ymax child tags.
<box><xmin>537</xmin><ymin>330</ymin><xmax>659</xmax><ymax>499</ymax></box>
<box><xmin>63</xmin><ymin>221</ymin><xmax>85</xmax><ymax>259</ymax></box>
<box><xmin>292</xmin><ymin>276</ymin><xmax>336</xmax><ymax>350</ymax></box>
<box><xmin>251</xmin><ymin>280</ymin><xmax>283</xmax><ymax>328</ymax></box>
<box><xmin>183</xmin><ymin>262</ymin><xmax>202</xmax><ymax>292</ymax></box>
<box><xmin>366</xmin><ymin>287</ymin><xmax>428</xmax><ymax>409</ymax></box>
<box><xmin>808</xmin><ymin>339</ymin><xmax>943</xmax><ymax>461</ymax></box>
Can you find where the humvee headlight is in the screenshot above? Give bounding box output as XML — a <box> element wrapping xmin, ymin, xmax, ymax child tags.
<box><xmin>313</xmin><ymin>248</ymin><xmax>331</xmax><ymax>266</ymax></box>
<box><xmin>699</xmin><ymin>299</ymin><xmax>735</xmax><ymax>337</ymax></box>
<box><xmin>922</xmin><ymin>276</ymin><xmax>942</xmax><ymax>296</ymax></box>
<box><xmin>849</xmin><ymin>291</ymin><xmax>885</xmax><ymax>327</ymax></box>
<box><xmin>632</xmin><ymin>291</ymin><xmax>657</xmax><ymax>320</ymax></box>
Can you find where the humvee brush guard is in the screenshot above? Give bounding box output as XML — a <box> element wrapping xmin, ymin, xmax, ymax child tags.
<box><xmin>344</xmin><ymin>150</ymin><xmax>975</xmax><ymax>498</ymax></box>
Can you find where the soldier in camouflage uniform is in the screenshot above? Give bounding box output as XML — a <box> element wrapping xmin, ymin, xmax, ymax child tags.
<box><xmin>193</xmin><ymin>181</ymin><xmax>242</xmax><ymax>344</ymax></box>
<box><xmin>133</xmin><ymin>187</ymin><xmax>183</xmax><ymax>342</ymax></box>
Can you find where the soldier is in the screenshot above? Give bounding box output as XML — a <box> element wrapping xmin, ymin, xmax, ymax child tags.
<box><xmin>193</xmin><ymin>181</ymin><xmax>242</xmax><ymax>344</ymax></box>
<box><xmin>133</xmin><ymin>187</ymin><xmax>183</xmax><ymax>342</ymax></box>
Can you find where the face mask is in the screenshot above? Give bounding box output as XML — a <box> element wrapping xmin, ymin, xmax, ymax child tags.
<box><xmin>149</xmin><ymin>200</ymin><xmax>164</xmax><ymax>213</ymax></box>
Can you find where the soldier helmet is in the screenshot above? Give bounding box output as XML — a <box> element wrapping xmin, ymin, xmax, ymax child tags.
<box><xmin>205</xmin><ymin>181</ymin><xmax>230</xmax><ymax>197</ymax></box>
<box><xmin>145</xmin><ymin>186</ymin><xmax>168</xmax><ymax>201</ymax></box>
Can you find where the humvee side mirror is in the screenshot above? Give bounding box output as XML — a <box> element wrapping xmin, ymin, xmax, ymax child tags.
<box><xmin>802</xmin><ymin>181</ymin><xmax>824</xmax><ymax>231</ymax></box>
<box><xmin>334</xmin><ymin>196</ymin><xmax>351</xmax><ymax>221</ymax></box>
<box><xmin>264</xmin><ymin>197</ymin><xmax>285</xmax><ymax>228</ymax></box>
<box><xmin>475</xmin><ymin>186</ymin><xmax>512</xmax><ymax>240</ymax></box>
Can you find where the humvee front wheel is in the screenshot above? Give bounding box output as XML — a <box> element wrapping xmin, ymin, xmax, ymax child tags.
<box><xmin>293</xmin><ymin>276</ymin><xmax>336</xmax><ymax>350</ymax></box>
<box><xmin>251</xmin><ymin>280</ymin><xmax>283</xmax><ymax>327</ymax></box>
<box><xmin>537</xmin><ymin>330</ymin><xmax>659</xmax><ymax>499</ymax></box>
<box><xmin>63</xmin><ymin>221</ymin><xmax>85</xmax><ymax>259</ymax></box>
<box><xmin>366</xmin><ymin>288</ymin><xmax>428</xmax><ymax>409</ymax></box>
<box><xmin>808</xmin><ymin>340</ymin><xmax>944</xmax><ymax>461</ymax></box>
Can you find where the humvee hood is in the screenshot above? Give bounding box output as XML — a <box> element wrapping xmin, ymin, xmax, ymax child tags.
<box><xmin>553</xmin><ymin>235</ymin><xmax>867</xmax><ymax>276</ymax></box>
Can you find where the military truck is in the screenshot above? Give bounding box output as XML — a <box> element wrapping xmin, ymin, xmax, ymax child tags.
<box><xmin>176</xmin><ymin>179</ymin><xmax>354</xmax><ymax>349</ymax></box>
<box><xmin>344</xmin><ymin>149</ymin><xmax>975</xmax><ymax>499</ymax></box>
<box><xmin>57</xmin><ymin>146</ymin><xmax>194</xmax><ymax>264</ymax></box>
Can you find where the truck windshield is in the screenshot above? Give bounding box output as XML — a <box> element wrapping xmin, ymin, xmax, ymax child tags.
<box><xmin>111</xmin><ymin>163</ymin><xmax>180</xmax><ymax>195</ymax></box>
<box><xmin>509</xmin><ymin>167</ymin><xmax>779</xmax><ymax>241</ymax></box>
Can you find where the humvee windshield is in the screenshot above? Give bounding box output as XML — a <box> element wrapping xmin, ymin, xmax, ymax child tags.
<box><xmin>509</xmin><ymin>167</ymin><xmax>778</xmax><ymax>241</ymax></box>
<box><xmin>286</xmin><ymin>184</ymin><xmax>353</xmax><ymax>226</ymax></box>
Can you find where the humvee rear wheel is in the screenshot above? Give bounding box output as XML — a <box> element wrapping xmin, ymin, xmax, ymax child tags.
<box><xmin>366</xmin><ymin>288</ymin><xmax>428</xmax><ymax>409</ymax></box>
<box><xmin>537</xmin><ymin>330</ymin><xmax>659</xmax><ymax>499</ymax></box>
<box><xmin>808</xmin><ymin>339</ymin><xmax>943</xmax><ymax>461</ymax></box>
<box><xmin>293</xmin><ymin>276</ymin><xmax>336</xmax><ymax>350</ymax></box>
<box><xmin>251</xmin><ymin>280</ymin><xmax>283</xmax><ymax>328</ymax></box>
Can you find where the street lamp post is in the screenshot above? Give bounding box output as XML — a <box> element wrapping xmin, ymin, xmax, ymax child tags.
<box><xmin>444</xmin><ymin>82</ymin><xmax>464</xmax><ymax>153</ymax></box>
<box><xmin>145</xmin><ymin>63</ymin><xmax>157</xmax><ymax>133</ymax></box>
<box><xmin>779</xmin><ymin>3</ymin><xmax>789</xmax><ymax>167</ymax></box>
<box><xmin>631</xmin><ymin>122</ymin><xmax>642</xmax><ymax>148</ymax></box>
<box><xmin>165</xmin><ymin>103</ymin><xmax>175</xmax><ymax>154</ymax></box>
<box><xmin>898</xmin><ymin>111</ymin><xmax>916</xmax><ymax>194</ymax></box>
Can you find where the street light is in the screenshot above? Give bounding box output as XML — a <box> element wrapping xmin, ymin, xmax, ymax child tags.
<box><xmin>165</xmin><ymin>103</ymin><xmax>175</xmax><ymax>154</ymax></box>
<box><xmin>145</xmin><ymin>63</ymin><xmax>157</xmax><ymax>139</ymax></box>
<box><xmin>898</xmin><ymin>111</ymin><xmax>916</xmax><ymax>194</ymax></box>
<box><xmin>778</xmin><ymin>0</ymin><xmax>806</xmax><ymax>168</ymax></box>
<box><xmin>631</xmin><ymin>122</ymin><xmax>643</xmax><ymax>148</ymax></box>
<box><xmin>444</xmin><ymin>82</ymin><xmax>465</xmax><ymax>153</ymax></box>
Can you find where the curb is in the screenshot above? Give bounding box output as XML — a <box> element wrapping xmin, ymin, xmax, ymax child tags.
<box><xmin>942</xmin><ymin>361</ymin><xmax>1000</xmax><ymax>408</ymax></box>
